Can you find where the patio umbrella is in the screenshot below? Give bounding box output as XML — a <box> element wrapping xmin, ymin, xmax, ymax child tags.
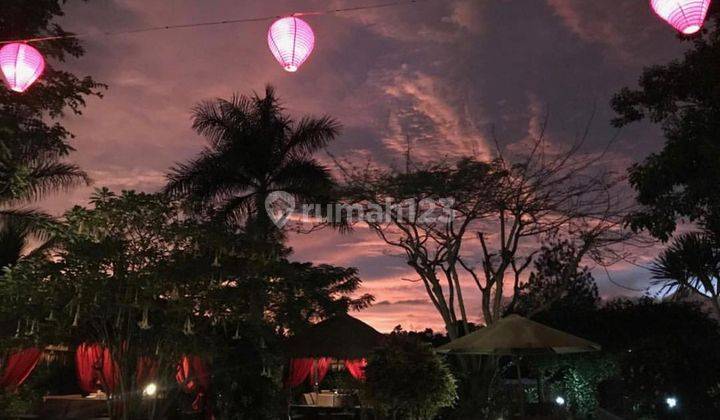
<box><xmin>437</xmin><ymin>314</ymin><xmax>600</xmax><ymax>416</ymax></box>
<box><xmin>284</xmin><ymin>313</ymin><xmax>385</xmax><ymax>388</ymax></box>
<box><xmin>436</xmin><ymin>314</ymin><xmax>600</xmax><ymax>355</ymax></box>
<box><xmin>286</xmin><ymin>313</ymin><xmax>385</xmax><ymax>360</ymax></box>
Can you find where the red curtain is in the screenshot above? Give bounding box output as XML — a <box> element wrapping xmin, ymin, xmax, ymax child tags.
<box><xmin>344</xmin><ymin>359</ymin><xmax>368</xmax><ymax>381</ymax></box>
<box><xmin>76</xmin><ymin>343</ymin><xmax>103</xmax><ymax>393</ymax></box>
<box><xmin>313</xmin><ymin>357</ymin><xmax>332</xmax><ymax>386</ymax></box>
<box><xmin>286</xmin><ymin>357</ymin><xmax>334</xmax><ymax>388</ymax></box>
<box><xmin>285</xmin><ymin>358</ymin><xmax>313</xmax><ymax>388</ymax></box>
<box><xmin>0</xmin><ymin>348</ymin><xmax>42</xmax><ymax>390</ymax></box>
<box><xmin>100</xmin><ymin>347</ymin><xmax>118</xmax><ymax>392</ymax></box>
<box><xmin>176</xmin><ymin>355</ymin><xmax>212</xmax><ymax>418</ymax></box>
<box><xmin>75</xmin><ymin>343</ymin><xmax>119</xmax><ymax>393</ymax></box>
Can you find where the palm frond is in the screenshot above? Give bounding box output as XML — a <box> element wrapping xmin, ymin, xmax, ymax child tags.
<box><xmin>272</xmin><ymin>158</ymin><xmax>335</xmax><ymax>197</ymax></box>
<box><xmin>191</xmin><ymin>96</ymin><xmax>254</xmax><ymax>147</ymax></box>
<box><xmin>286</xmin><ymin>116</ymin><xmax>341</xmax><ymax>156</ymax></box>
<box><xmin>216</xmin><ymin>193</ymin><xmax>258</xmax><ymax>226</ymax></box>
<box><xmin>651</xmin><ymin>231</ymin><xmax>720</xmax><ymax>297</ymax></box>
<box><xmin>0</xmin><ymin>209</ymin><xmax>58</xmax><ymax>269</ymax></box>
<box><xmin>15</xmin><ymin>161</ymin><xmax>90</xmax><ymax>203</ymax></box>
<box><xmin>0</xmin><ymin>220</ymin><xmax>26</xmax><ymax>270</ymax></box>
<box><xmin>165</xmin><ymin>149</ymin><xmax>255</xmax><ymax>205</ymax></box>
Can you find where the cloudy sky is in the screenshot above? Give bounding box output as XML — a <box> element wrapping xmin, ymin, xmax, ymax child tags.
<box><xmin>43</xmin><ymin>0</ymin><xmax>690</xmax><ymax>331</ymax></box>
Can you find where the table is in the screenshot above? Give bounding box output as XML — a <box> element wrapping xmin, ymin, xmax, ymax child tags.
<box><xmin>40</xmin><ymin>395</ymin><xmax>109</xmax><ymax>419</ymax></box>
<box><xmin>289</xmin><ymin>392</ymin><xmax>369</xmax><ymax>419</ymax></box>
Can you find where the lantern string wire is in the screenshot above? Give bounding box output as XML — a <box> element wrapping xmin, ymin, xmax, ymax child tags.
<box><xmin>0</xmin><ymin>0</ymin><xmax>434</xmax><ymax>45</ymax></box>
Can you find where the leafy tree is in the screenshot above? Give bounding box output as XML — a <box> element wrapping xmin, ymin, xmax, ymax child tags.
<box><xmin>592</xmin><ymin>299</ymin><xmax>720</xmax><ymax>419</ymax></box>
<box><xmin>1</xmin><ymin>188</ymin><xmax>370</xmax><ymax>419</ymax></box>
<box><xmin>164</xmin><ymin>86</ymin><xmax>339</xmax><ymax>234</ymax></box>
<box><xmin>518</xmin><ymin>286</ymin><xmax>720</xmax><ymax>419</ymax></box>
<box><xmin>532</xmin><ymin>353</ymin><xmax>617</xmax><ymax>418</ymax></box>
<box><xmin>510</xmin><ymin>240</ymin><xmax>600</xmax><ymax>323</ymax></box>
<box><xmin>651</xmin><ymin>231</ymin><xmax>720</xmax><ymax>316</ymax></box>
<box><xmin>1</xmin><ymin>1</ymin><xmax>103</xmax><ymax>267</ymax></box>
<box><xmin>339</xmin><ymin>149</ymin><xmax>627</xmax><ymax>339</ymax></box>
<box><xmin>364</xmin><ymin>336</ymin><xmax>457</xmax><ymax>420</ymax></box>
<box><xmin>0</xmin><ymin>1</ymin><xmax>103</xmax><ymax>156</ymax></box>
<box><xmin>611</xmin><ymin>7</ymin><xmax>720</xmax><ymax>240</ymax></box>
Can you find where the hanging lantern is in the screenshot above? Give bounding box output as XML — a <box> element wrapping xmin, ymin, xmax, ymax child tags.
<box><xmin>0</xmin><ymin>43</ymin><xmax>45</xmax><ymax>92</ymax></box>
<box><xmin>650</xmin><ymin>0</ymin><xmax>712</xmax><ymax>35</ymax></box>
<box><xmin>267</xmin><ymin>16</ymin><xmax>315</xmax><ymax>72</ymax></box>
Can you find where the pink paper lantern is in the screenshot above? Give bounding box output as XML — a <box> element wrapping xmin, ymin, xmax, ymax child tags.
<box><xmin>650</xmin><ymin>0</ymin><xmax>712</xmax><ymax>34</ymax></box>
<box><xmin>267</xmin><ymin>17</ymin><xmax>315</xmax><ymax>72</ymax></box>
<box><xmin>0</xmin><ymin>43</ymin><xmax>45</xmax><ymax>92</ymax></box>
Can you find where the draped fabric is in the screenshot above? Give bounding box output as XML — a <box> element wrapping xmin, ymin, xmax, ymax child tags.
<box><xmin>312</xmin><ymin>357</ymin><xmax>332</xmax><ymax>386</ymax></box>
<box><xmin>285</xmin><ymin>357</ymin><xmax>333</xmax><ymax>388</ymax></box>
<box><xmin>0</xmin><ymin>348</ymin><xmax>42</xmax><ymax>390</ymax></box>
<box><xmin>75</xmin><ymin>343</ymin><xmax>118</xmax><ymax>393</ymax></box>
<box><xmin>176</xmin><ymin>355</ymin><xmax>213</xmax><ymax>419</ymax></box>
<box><xmin>76</xmin><ymin>343</ymin><xmax>104</xmax><ymax>393</ymax></box>
<box><xmin>100</xmin><ymin>347</ymin><xmax>119</xmax><ymax>392</ymax></box>
<box><xmin>285</xmin><ymin>358</ymin><xmax>313</xmax><ymax>388</ymax></box>
<box><xmin>343</xmin><ymin>359</ymin><xmax>368</xmax><ymax>381</ymax></box>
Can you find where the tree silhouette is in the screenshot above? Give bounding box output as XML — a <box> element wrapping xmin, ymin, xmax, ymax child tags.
<box><xmin>165</xmin><ymin>86</ymin><xmax>339</xmax><ymax>236</ymax></box>
<box><xmin>0</xmin><ymin>1</ymin><xmax>102</xmax><ymax>269</ymax></box>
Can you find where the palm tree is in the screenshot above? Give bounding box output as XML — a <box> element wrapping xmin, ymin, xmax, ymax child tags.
<box><xmin>0</xmin><ymin>137</ymin><xmax>89</xmax><ymax>269</ymax></box>
<box><xmin>0</xmin><ymin>213</ymin><xmax>55</xmax><ymax>271</ymax></box>
<box><xmin>164</xmin><ymin>86</ymin><xmax>340</xmax><ymax>233</ymax></box>
<box><xmin>651</xmin><ymin>231</ymin><xmax>720</xmax><ymax>316</ymax></box>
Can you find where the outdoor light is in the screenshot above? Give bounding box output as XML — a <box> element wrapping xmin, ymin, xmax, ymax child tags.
<box><xmin>555</xmin><ymin>396</ymin><xmax>566</xmax><ymax>406</ymax></box>
<box><xmin>267</xmin><ymin>16</ymin><xmax>315</xmax><ymax>72</ymax></box>
<box><xmin>650</xmin><ymin>0</ymin><xmax>712</xmax><ymax>35</ymax></box>
<box><xmin>666</xmin><ymin>396</ymin><xmax>678</xmax><ymax>409</ymax></box>
<box><xmin>143</xmin><ymin>382</ymin><xmax>157</xmax><ymax>397</ymax></box>
<box><xmin>0</xmin><ymin>43</ymin><xmax>45</xmax><ymax>92</ymax></box>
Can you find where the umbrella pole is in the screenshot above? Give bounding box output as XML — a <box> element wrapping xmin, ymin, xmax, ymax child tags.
<box><xmin>312</xmin><ymin>358</ymin><xmax>319</xmax><ymax>393</ymax></box>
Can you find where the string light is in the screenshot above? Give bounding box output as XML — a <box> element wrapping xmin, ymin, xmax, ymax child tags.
<box><xmin>650</xmin><ymin>0</ymin><xmax>712</xmax><ymax>35</ymax></box>
<box><xmin>0</xmin><ymin>0</ymin><xmax>431</xmax><ymax>45</ymax></box>
<box><xmin>0</xmin><ymin>0</ymin><xmax>432</xmax><ymax>91</ymax></box>
<box><xmin>268</xmin><ymin>17</ymin><xmax>315</xmax><ymax>72</ymax></box>
<box><xmin>0</xmin><ymin>43</ymin><xmax>45</xmax><ymax>92</ymax></box>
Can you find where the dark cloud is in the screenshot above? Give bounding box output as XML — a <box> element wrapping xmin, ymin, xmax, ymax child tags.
<box><xmin>375</xmin><ymin>299</ymin><xmax>428</xmax><ymax>306</ymax></box>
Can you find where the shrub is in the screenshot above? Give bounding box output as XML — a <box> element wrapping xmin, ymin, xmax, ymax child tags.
<box><xmin>363</xmin><ymin>336</ymin><xmax>456</xmax><ymax>420</ymax></box>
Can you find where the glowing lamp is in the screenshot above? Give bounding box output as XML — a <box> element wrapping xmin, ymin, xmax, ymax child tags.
<box><xmin>267</xmin><ymin>17</ymin><xmax>315</xmax><ymax>72</ymax></box>
<box><xmin>650</xmin><ymin>0</ymin><xmax>712</xmax><ymax>34</ymax></box>
<box><xmin>143</xmin><ymin>383</ymin><xmax>157</xmax><ymax>397</ymax></box>
<box><xmin>0</xmin><ymin>43</ymin><xmax>45</xmax><ymax>92</ymax></box>
<box><xmin>666</xmin><ymin>396</ymin><xmax>678</xmax><ymax>409</ymax></box>
<box><xmin>555</xmin><ymin>396</ymin><xmax>566</xmax><ymax>406</ymax></box>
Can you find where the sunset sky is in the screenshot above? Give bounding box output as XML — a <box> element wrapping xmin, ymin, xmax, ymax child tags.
<box><xmin>42</xmin><ymin>0</ymin><xmax>690</xmax><ymax>332</ymax></box>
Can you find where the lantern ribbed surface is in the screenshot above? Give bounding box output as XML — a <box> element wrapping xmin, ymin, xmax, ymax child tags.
<box><xmin>267</xmin><ymin>17</ymin><xmax>315</xmax><ymax>72</ymax></box>
<box><xmin>651</xmin><ymin>0</ymin><xmax>712</xmax><ymax>34</ymax></box>
<box><xmin>0</xmin><ymin>43</ymin><xmax>45</xmax><ymax>92</ymax></box>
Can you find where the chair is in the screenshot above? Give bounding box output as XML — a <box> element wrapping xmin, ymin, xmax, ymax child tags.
<box><xmin>302</xmin><ymin>392</ymin><xmax>317</xmax><ymax>405</ymax></box>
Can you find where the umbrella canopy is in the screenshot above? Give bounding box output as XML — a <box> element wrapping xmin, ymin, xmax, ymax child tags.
<box><xmin>437</xmin><ymin>314</ymin><xmax>600</xmax><ymax>355</ymax></box>
<box><xmin>285</xmin><ymin>313</ymin><xmax>386</xmax><ymax>360</ymax></box>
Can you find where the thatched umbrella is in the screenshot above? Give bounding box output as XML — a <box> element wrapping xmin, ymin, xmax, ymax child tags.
<box><xmin>436</xmin><ymin>314</ymin><xmax>600</xmax><ymax>355</ymax></box>
<box><xmin>284</xmin><ymin>313</ymin><xmax>385</xmax><ymax>391</ymax></box>
<box><xmin>437</xmin><ymin>314</ymin><xmax>600</xmax><ymax>416</ymax></box>
<box><xmin>286</xmin><ymin>313</ymin><xmax>385</xmax><ymax>360</ymax></box>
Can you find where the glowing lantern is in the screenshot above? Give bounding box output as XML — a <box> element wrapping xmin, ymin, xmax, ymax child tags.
<box><xmin>0</xmin><ymin>43</ymin><xmax>45</xmax><ymax>92</ymax></box>
<box><xmin>650</xmin><ymin>0</ymin><xmax>712</xmax><ymax>34</ymax></box>
<box><xmin>267</xmin><ymin>16</ymin><xmax>315</xmax><ymax>72</ymax></box>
